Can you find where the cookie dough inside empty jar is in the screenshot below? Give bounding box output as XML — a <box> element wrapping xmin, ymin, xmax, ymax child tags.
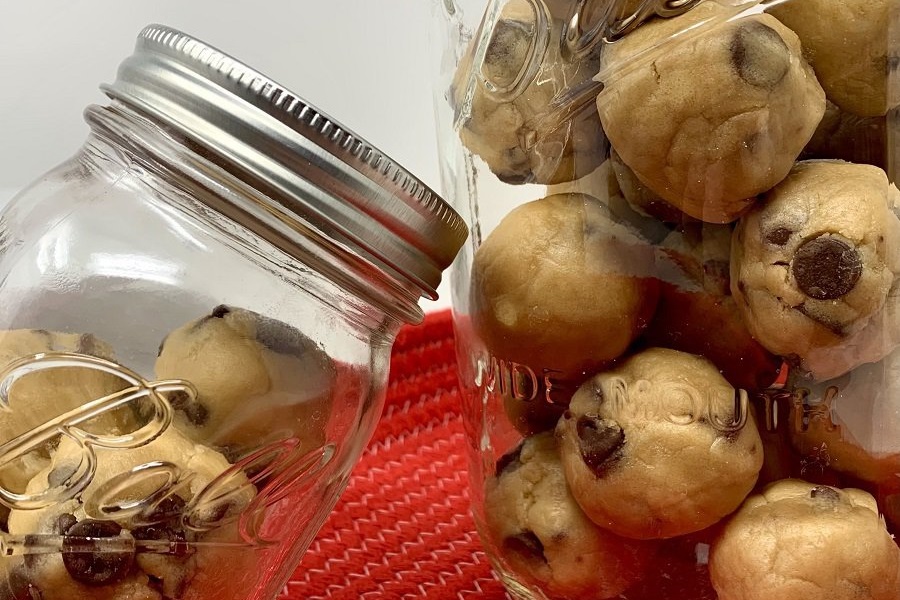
<box><xmin>596</xmin><ymin>1</ymin><xmax>825</xmax><ymax>223</ymax></box>
<box><xmin>155</xmin><ymin>305</ymin><xmax>336</xmax><ymax>456</ymax></box>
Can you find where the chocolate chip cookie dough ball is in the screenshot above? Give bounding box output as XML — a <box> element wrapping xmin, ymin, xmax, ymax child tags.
<box><xmin>452</xmin><ymin>0</ymin><xmax>606</xmax><ymax>184</ymax></box>
<box><xmin>596</xmin><ymin>2</ymin><xmax>825</xmax><ymax>223</ymax></box>
<box><xmin>0</xmin><ymin>329</ymin><xmax>131</xmax><ymax>496</ymax></box>
<box><xmin>731</xmin><ymin>160</ymin><xmax>900</xmax><ymax>380</ymax></box>
<box><xmin>485</xmin><ymin>432</ymin><xmax>655</xmax><ymax>598</ymax></box>
<box><xmin>4</xmin><ymin>425</ymin><xmax>252</xmax><ymax>600</ymax></box>
<box><xmin>643</xmin><ymin>224</ymin><xmax>782</xmax><ymax>392</ymax></box>
<box><xmin>470</xmin><ymin>193</ymin><xmax>659</xmax><ymax>383</ymax></box>
<box><xmin>710</xmin><ymin>480</ymin><xmax>900</xmax><ymax>600</ymax></box>
<box><xmin>556</xmin><ymin>348</ymin><xmax>763</xmax><ymax>539</ymax></box>
<box><xmin>155</xmin><ymin>305</ymin><xmax>335</xmax><ymax>454</ymax></box>
<box><xmin>770</xmin><ymin>0</ymin><xmax>895</xmax><ymax>117</ymax></box>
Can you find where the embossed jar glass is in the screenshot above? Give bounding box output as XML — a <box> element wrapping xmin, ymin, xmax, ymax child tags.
<box><xmin>0</xmin><ymin>24</ymin><xmax>466</xmax><ymax>600</ymax></box>
<box><xmin>434</xmin><ymin>0</ymin><xmax>900</xmax><ymax>598</ymax></box>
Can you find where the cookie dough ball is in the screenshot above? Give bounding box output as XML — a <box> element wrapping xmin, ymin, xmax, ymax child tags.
<box><xmin>802</xmin><ymin>100</ymin><xmax>887</xmax><ymax>169</ymax></box>
<box><xmin>710</xmin><ymin>480</ymin><xmax>900</xmax><ymax>600</ymax></box>
<box><xmin>731</xmin><ymin>160</ymin><xmax>900</xmax><ymax>380</ymax></box>
<box><xmin>155</xmin><ymin>305</ymin><xmax>335</xmax><ymax>453</ymax></box>
<box><xmin>0</xmin><ymin>330</ymin><xmax>131</xmax><ymax>496</ymax></box>
<box><xmin>556</xmin><ymin>347</ymin><xmax>764</xmax><ymax>539</ymax></box>
<box><xmin>471</xmin><ymin>193</ymin><xmax>659</xmax><ymax>382</ymax></box>
<box><xmin>770</xmin><ymin>0</ymin><xmax>895</xmax><ymax>117</ymax></box>
<box><xmin>596</xmin><ymin>2</ymin><xmax>825</xmax><ymax>223</ymax></box>
<box><xmin>643</xmin><ymin>225</ymin><xmax>782</xmax><ymax>392</ymax></box>
<box><xmin>452</xmin><ymin>0</ymin><xmax>606</xmax><ymax>184</ymax></box>
<box><xmin>485</xmin><ymin>432</ymin><xmax>655</xmax><ymax>598</ymax></box>
<box><xmin>5</xmin><ymin>425</ymin><xmax>251</xmax><ymax>600</ymax></box>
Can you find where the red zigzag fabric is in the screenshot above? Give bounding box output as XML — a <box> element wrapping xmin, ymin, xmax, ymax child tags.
<box><xmin>280</xmin><ymin>310</ymin><xmax>507</xmax><ymax>600</ymax></box>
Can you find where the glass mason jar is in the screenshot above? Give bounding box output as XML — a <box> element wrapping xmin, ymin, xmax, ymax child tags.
<box><xmin>0</xmin><ymin>24</ymin><xmax>466</xmax><ymax>600</ymax></box>
<box><xmin>434</xmin><ymin>0</ymin><xmax>900</xmax><ymax>598</ymax></box>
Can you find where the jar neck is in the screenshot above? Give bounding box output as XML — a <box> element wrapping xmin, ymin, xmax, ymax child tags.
<box><xmin>82</xmin><ymin>102</ymin><xmax>423</xmax><ymax>331</ymax></box>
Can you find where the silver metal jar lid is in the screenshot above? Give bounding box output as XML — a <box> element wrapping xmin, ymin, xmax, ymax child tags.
<box><xmin>102</xmin><ymin>24</ymin><xmax>467</xmax><ymax>307</ymax></box>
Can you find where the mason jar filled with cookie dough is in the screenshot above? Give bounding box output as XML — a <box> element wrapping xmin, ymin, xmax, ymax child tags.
<box><xmin>433</xmin><ymin>0</ymin><xmax>900</xmax><ymax>597</ymax></box>
<box><xmin>0</xmin><ymin>24</ymin><xmax>466</xmax><ymax>600</ymax></box>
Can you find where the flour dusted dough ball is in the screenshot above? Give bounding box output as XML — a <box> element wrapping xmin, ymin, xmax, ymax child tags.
<box><xmin>485</xmin><ymin>432</ymin><xmax>655</xmax><ymax>598</ymax></box>
<box><xmin>471</xmin><ymin>193</ymin><xmax>659</xmax><ymax>382</ymax></box>
<box><xmin>453</xmin><ymin>0</ymin><xmax>606</xmax><ymax>184</ymax></box>
<box><xmin>155</xmin><ymin>305</ymin><xmax>335</xmax><ymax>453</ymax></box>
<box><xmin>770</xmin><ymin>0</ymin><xmax>895</xmax><ymax>117</ymax></box>
<box><xmin>555</xmin><ymin>348</ymin><xmax>763</xmax><ymax>539</ymax></box>
<box><xmin>596</xmin><ymin>2</ymin><xmax>825</xmax><ymax>223</ymax></box>
<box><xmin>731</xmin><ymin>160</ymin><xmax>900</xmax><ymax>380</ymax></box>
<box><xmin>710</xmin><ymin>479</ymin><xmax>900</xmax><ymax>600</ymax></box>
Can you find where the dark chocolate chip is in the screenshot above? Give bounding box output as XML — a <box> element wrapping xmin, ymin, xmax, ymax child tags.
<box><xmin>168</xmin><ymin>390</ymin><xmax>209</xmax><ymax>427</ymax></box>
<box><xmin>61</xmin><ymin>519</ymin><xmax>134</xmax><ymax>586</ymax></box>
<box><xmin>792</xmin><ymin>235</ymin><xmax>862</xmax><ymax>300</ymax></box>
<box><xmin>810</xmin><ymin>485</ymin><xmax>840</xmax><ymax>502</ymax></box>
<box><xmin>503</xmin><ymin>531</ymin><xmax>547</xmax><ymax>564</ymax></box>
<box><xmin>575</xmin><ymin>414</ymin><xmax>625</xmax><ymax>477</ymax></box>
<box><xmin>211</xmin><ymin>305</ymin><xmax>231</xmax><ymax>318</ymax></box>
<box><xmin>495</xmin><ymin>443</ymin><xmax>525</xmax><ymax>478</ymax></box>
<box><xmin>47</xmin><ymin>465</ymin><xmax>77</xmax><ymax>489</ymax></box>
<box><xmin>76</xmin><ymin>334</ymin><xmax>99</xmax><ymax>357</ymax></box>
<box><xmin>144</xmin><ymin>495</ymin><xmax>186</xmax><ymax>524</ymax></box>
<box><xmin>0</xmin><ymin>570</ymin><xmax>42</xmax><ymax>600</ymax></box>
<box><xmin>730</xmin><ymin>21</ymin><xmax>790</xmax><ymax>88</ymax></box>
<box><xmin>55</xmin><ymin>514</ymin><xmax>78</xmax><ymax>535</ymax></box>
<box><xmin>253</xmin><ymin>315</ymin><xmax>313</xmax><ymax>357</ymax></box>
<box><xmin>765</xmin><ymin>227</ymin><xmax>793</xmax><ymax>246</ymax></box>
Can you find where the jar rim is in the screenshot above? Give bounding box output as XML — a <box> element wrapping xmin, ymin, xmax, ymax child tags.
<box><xmin>101</xmin><ymin>24</ymin><xmax>468</xmax><ymax>304</ymax></box>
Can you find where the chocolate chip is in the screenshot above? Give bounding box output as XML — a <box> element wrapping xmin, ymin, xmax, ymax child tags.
<box><xmin>168</xmin><ymin>390</ymin><xmax>209</xmax><ymax>427</ymax></box>
<box><xmin>211</xmin><ymin>305</ymin><xmax>231</xmax><ymax>318</ymax></box>
<box><xmin>792</xmin><ymin>235</ymin><xmax>862</xmax><ymax>300</ymax></box>
<box><xmin>810</xmin><ymin>485</ymin><xmax>840</xmax><ymax>502</ymax></box>
<box><xmin>503</xmin><ymin>531</ymin><xmax>547</xmax><ymax>564</ymax></box>
<box><xmin>47</xmin><ymin>465</ymin><xmax>77</xmax><ymax>489</ymax></box>
<box><xmin>55</xmin><ymin>514</ymin><xmax>78</xmax><ymax>535</ymax></box>
<box><xmin>730</xmin><ymin>21</ymin><xmax>790</xmax><ymax>88</ymax></box>
<box><xmin>576</xmin><ymin>415</ymin><xmax>625</xmax><ymax>477</ymax></box>
<box><xmin>76</xmin><ymin>334</ymin><xmax>99</xmax><ymax>357</ymax></box>
<box><xmin>765</xmin><ymin>227</ymin><xmax>793</xmax><ymax>246</ymax></box>
<box><xmin>495</xmin><ymin>443</ymin><xmax>525</xmax><ymax>478</ymax></box>
<box><xmin>253</xmin><ymin>315</ymin><xmax>313</xmax><ymax>357</ymax></box>
<box><xmin>61</xmin><ymin>519</ymin><xmax>134</xmax><ymax>586</ymax></box>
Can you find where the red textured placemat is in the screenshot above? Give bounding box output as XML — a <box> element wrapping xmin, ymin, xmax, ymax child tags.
<box><xmin>279</xmin><ymin>310</ymin><xmax>508</xmax><ymax>600</ymax></box>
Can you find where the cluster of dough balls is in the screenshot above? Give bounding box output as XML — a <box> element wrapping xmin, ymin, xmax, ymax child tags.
<box><xmin>0</xmin><ymin>306</ymin><xmax>335</xmax><ymax>599</ymax></box>
<box><xmin>457</xmin><ymin>0</ymin><xmax>899</xmax><ymax>597</ymax></box>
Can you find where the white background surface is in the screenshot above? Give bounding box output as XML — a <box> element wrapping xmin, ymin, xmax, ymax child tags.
<box><xmin>0</xmin><ymin>1</ymin><xmax>457</xmax><ymax>312</ymax></box>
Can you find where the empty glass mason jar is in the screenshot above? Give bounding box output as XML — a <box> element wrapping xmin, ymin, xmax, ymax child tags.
<box><xmin>0</xmin><ymin>24</ymin><xmax>466</xmax><ymax>600</ymax></box>
<box><xmin>433</xmin><ymin>0</ymin><xmax>900</xmax><ymax>598</ymax></box>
